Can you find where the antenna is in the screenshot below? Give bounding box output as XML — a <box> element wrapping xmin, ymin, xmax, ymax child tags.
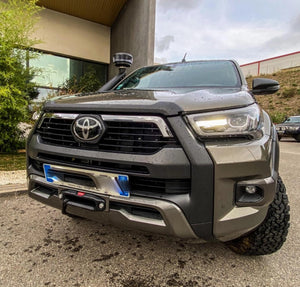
<box><xmin>182</xmin><ymin>53</ymin><xmax>187</xmax><ymax>62</ymax></box>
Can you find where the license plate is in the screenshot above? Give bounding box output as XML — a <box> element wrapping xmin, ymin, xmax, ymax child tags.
<box><xmin>43</xmin><ymin>164</ymin><xmax>130</xmax><ymax>197</ymax></box>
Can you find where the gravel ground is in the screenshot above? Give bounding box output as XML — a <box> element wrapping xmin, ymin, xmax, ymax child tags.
<box><xmin>0</xmin><ymin>140</ymin><xmax>299</xmax><ymax>287</ymax></box>
<box><xmin>0</xmin><ymin>170</ymin><xmax>26</xmax><ymax>185</ymax></box>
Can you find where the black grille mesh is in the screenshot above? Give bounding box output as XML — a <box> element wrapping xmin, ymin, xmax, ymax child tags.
<box><xmin>33</xmin><ymin>154</ymin><xmax>149</xmax><ymax>175</ymax></box>
<box><xmin>130</xmin><ymin>177</ymin><xmax>190</xmax><ymax>195</ymax></box>
<box><xmin>37</xmin><ymin>117</ymin><xmax>178</xmax><ymax>154</ymax></box>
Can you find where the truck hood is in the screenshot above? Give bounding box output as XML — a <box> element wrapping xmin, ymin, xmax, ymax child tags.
<box><xmin>44</xmin><ymin>88</ymin><xmax>255</xmax><ymax>116</ymax></box>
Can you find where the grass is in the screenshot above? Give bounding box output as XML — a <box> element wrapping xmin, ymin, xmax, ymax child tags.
<box><xmin>246</xmin><ymin>67</ymin><xmax>300</xmax><ymax>121</ymax></box>
<box><xmin>0</xmin><ymin>152</ymin><xmax>26</xmax><ymax>171</ymax></box>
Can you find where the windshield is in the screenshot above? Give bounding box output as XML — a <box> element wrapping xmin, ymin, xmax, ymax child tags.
<box><xmin>285</xmin><ymin>116</ymin><xmax>300</xmax><ymax>123</ymax></box>
<box><xmin>115</xmin><ymin>61</ymin><xmax>240</xmax><ymax>90</ymax></box>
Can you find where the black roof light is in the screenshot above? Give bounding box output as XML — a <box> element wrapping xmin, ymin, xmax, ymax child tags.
<box><xmin>98</xmin><ymin>52</ymin><xmax>133</xmax><ymax>92</ymax></box>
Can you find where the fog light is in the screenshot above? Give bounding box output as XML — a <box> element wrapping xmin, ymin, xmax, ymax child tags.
<box><xmin>236</xmin><ymin>184</ymin><xmax>264</xmax><ymax>206</ymax></box>
<box><xmin>245</xmin><ymin>185</ymin><xmax>257</xmax><ymax>194</ymax></box>
<box><xmin>98</xmin><ymin>202</ymin><xmax>105</xmax><ymax>210</ymax></box>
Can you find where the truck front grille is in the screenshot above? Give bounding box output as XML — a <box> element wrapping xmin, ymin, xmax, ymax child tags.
<box><xmin>36</xmin><ymin>114</ymin><xmax>178</xmax><ymax>155</ymax></box>
<box><xmin>34</xmin><ymin>154</ymin><xmax>149</xmax><ymax>174</ymax></box>
<box><xmin>30</xmin><ymin>157</ymin><xmax>190</xmax><ymax>195</ymax></box>
<box><xmin>32</xmin><ymin>114</ymin><xmax>189</xmax><ymax>196</ymax></box>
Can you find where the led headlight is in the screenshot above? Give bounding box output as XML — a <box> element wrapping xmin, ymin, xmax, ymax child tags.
<box><xmin>186</xmin><ymin>104</ymin><xmax>263</xmax><ymax>139</ymax></box>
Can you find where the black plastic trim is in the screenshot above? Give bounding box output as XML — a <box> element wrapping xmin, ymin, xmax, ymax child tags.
<box><xmin>168</xmin><ymin>116</ymin><xmax>214</xmax><ymax>240</ymax></box>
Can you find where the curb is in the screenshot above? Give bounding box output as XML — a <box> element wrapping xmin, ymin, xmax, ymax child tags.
<box><xmin>0</xmin><ymin>184</ymin><xmax>27</xmax><ymax>198</ymax></box>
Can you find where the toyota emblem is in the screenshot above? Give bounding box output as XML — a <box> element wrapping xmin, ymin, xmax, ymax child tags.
<box><xmin>72</xmin><ymin>116</ymin><xmax>104</xmax><ymax>143</ymax></box>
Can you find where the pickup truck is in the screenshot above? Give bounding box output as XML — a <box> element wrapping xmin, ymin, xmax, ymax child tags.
<box><xmin>276</xmin><ymin>116</ymin><xmax>300</xmax><ymax>141</ymax></box>
<box><xmin>27</xmin><ymin>53</ymin><xmax>290</xmax><ymax>255</ymax></box>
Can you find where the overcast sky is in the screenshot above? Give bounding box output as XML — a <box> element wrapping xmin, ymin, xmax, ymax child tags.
<box><xmin>155</xmin><ymin>0</ymin><xmax>300</xmax><ymax>65</ymax></box>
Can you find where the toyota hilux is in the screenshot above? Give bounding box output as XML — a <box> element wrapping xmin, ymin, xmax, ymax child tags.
<box><xmin>27</xmin><ymin>54</ymin><xmax>290</xmax><ymax>255</ymax></box>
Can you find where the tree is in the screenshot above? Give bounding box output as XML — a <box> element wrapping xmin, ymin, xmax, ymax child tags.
<box><xmin>60</xmin><ymin>68</ymin><xmax>102</xmax><ymax>95</ymax></box>
<box><xmin>0</xmin><ymin>0</ymin><xmax>41</xmax><ymax>152</ymax></box>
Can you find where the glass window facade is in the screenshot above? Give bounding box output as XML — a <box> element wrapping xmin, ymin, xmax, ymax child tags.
<box><xmin>31</xmin><ymin>53</ymin><xmax>70</xmax><ymax>88</ymax></box>
<box><xmin>30</xmin><ymin>52</ymin><xmax>108</xmax><ymax>100</ymax></box>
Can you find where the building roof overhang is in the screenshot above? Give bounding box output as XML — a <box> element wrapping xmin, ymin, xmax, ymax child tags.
<box><xmin>37</xmin><ymin>0</ymin><xmax>127</xmax><ymax>26</ymax></box>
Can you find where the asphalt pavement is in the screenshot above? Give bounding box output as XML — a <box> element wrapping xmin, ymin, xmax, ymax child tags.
<box><xmin>0</xmin><ymin>139</ymin><xmax>299</xmax><ymax>287</ymax></box>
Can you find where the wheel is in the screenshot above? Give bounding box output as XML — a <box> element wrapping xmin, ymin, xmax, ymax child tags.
<box><xmin>226</xmin><ymin>176</ymin><xmax>290</xmax><ymax>255</ymax></box>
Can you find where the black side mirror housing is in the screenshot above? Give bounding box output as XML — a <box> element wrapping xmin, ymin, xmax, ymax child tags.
<box><xmin>251</xmin><ymin>78</ymin><xmax>280</xmax><ymax>95</ymax></box>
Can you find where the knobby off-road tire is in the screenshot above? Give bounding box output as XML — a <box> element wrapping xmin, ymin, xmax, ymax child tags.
<box><xmin>227</xmin><ymin>176</ymin><xmax>290</xmax><ymax>255</ymax></box>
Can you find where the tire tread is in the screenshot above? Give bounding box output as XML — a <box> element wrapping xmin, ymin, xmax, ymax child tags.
<box><xmin>227</xmin><ymin>176</ymin><xmax>290</xmax><ymax>255</ymax></box>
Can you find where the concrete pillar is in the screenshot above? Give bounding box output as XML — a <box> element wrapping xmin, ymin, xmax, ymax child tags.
<box><xmin>109</xmin><ymin>0</ymin><xmax>156</xmax><ymax>79</ymax></box>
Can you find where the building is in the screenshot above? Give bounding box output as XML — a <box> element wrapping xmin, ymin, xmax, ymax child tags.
<box><xmin>240</xmin><ymin>51</ymin><xmax>300</xmax><ymax>77</ymax></box>
<box><xmin>30</xmin><ymin>0</ymin><xmax>156</xmax><ymax>99</ymax></box>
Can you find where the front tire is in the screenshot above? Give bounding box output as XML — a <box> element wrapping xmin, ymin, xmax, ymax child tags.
<box><xmin>227</xmin><ymin>176</ymin><xmax>290</xmax><ymax>255</ymax></box>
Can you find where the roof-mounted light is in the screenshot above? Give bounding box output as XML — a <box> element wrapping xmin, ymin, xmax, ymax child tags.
<box><xmin>113</xmin><ymin>52</ymin><xmax>133</xmax><ymax>68</ymax></box>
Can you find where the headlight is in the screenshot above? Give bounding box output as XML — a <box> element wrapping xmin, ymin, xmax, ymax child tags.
<box><xmin>288</xmin><ymin>126</ymin><xmax>299</xmax><ymax>131</ymax></box>
<box><xmin>186</xmin><ymin>104</ymin><xmax>263</xmax><ymax>140</ymax></box>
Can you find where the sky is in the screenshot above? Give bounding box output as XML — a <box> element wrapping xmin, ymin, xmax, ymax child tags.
<box><xmin>155</xmin><ymin>0</ymin><xmax>300</xmax><ymax>65</ymax></box>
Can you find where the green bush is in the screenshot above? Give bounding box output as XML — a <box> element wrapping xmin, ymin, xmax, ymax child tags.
<box><xmin>60</xmin><ymin>69</ymin><xmax>102</xmax><ymax>94</ymax></box>
<box><xmin>0</xmin><ymin>0</ymin><xmax>41</xmax><ymax>152</ymax></box>
<box><xmin>0</xmin><ymin>86</ymin><xmax>28</xmax><ymax>151</ymax></box>
<box><xmin>269</xmin><ymin>112</ymin><xmax>286</xmax><ymax>124</ymax></box>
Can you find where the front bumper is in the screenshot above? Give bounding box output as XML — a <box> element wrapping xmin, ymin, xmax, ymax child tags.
<box><xmin>276</xmin><ymin>126</ymin><xmax>300</xmax><ymax>137</ymax></box>
<box><xmin>28</xmin><ymin>173</ymin><xmax>198</xmax><ymax>239</ymax></box>
<box><xmin>206</xmin><ymin>115</ymin><xmax>279</xmax><ymax>241</ymax></box>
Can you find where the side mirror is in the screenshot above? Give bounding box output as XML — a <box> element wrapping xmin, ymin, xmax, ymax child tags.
<box><xmin>251</xmin><ymin>78</ymin><xmax>280</xmax><ymax>95</ymax></box>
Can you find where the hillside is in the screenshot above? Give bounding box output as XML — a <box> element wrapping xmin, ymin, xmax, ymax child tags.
<box><xmin>246</xmin><ymin>67</ymin><xmax>300</xmax><ymax>123</ymax></box>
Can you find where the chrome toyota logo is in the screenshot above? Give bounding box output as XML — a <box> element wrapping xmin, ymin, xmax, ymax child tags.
<box><xmin>72</xmin><ymin>116</ymin><xmax>104</xmax><ymax>142</ymax></box>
